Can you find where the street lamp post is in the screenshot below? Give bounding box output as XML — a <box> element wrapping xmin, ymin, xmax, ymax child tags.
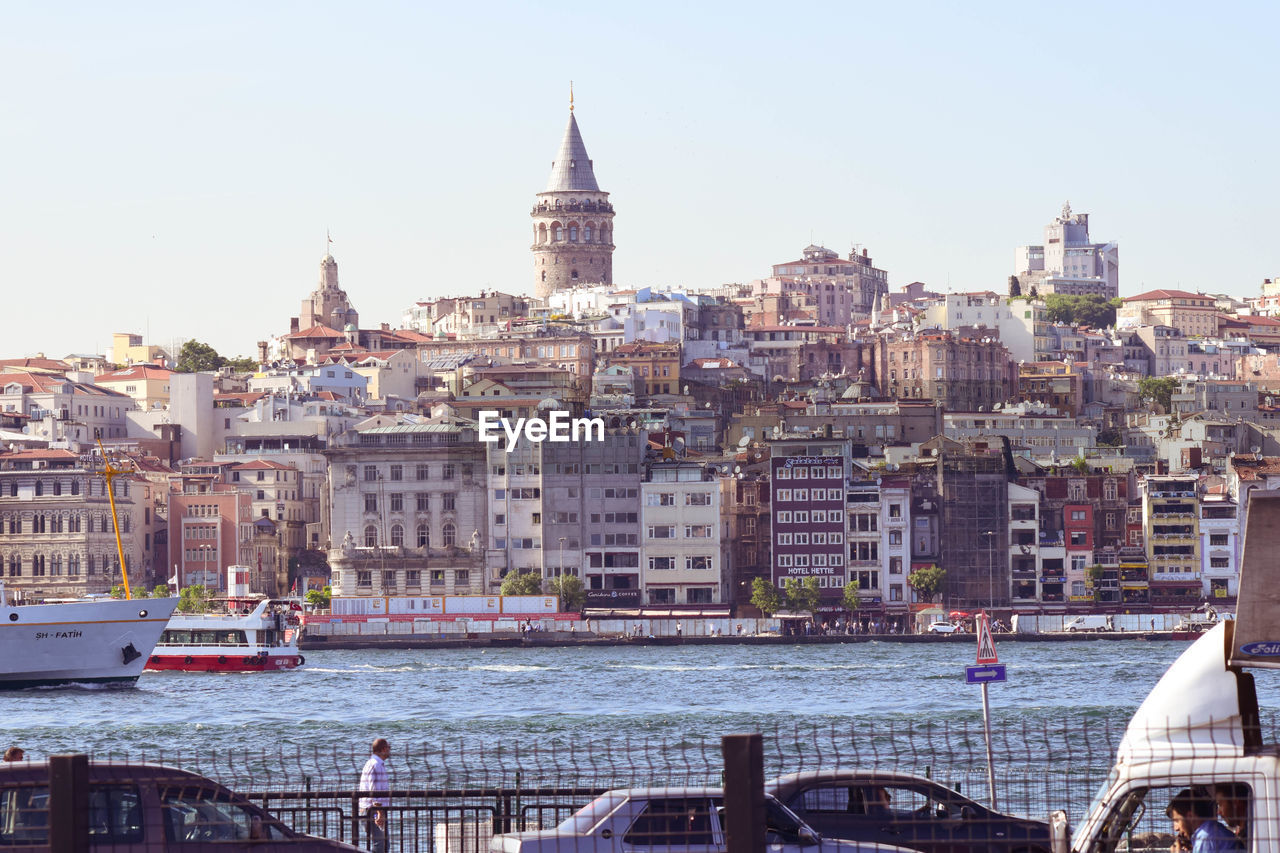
<box><xmin>982</xmin><ymin>530</ymin><xmax>997</xmax><ymax>611</ymax></box>
<box><xmin>558</xmin><ymin>537</ymin><xmax>566</xmax><ymax>578</ymax></box>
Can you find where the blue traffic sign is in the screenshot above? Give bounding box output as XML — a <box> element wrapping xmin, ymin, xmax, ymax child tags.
<box><xmin>965</xmin><ymin>664</ymin><xmax>1007</xmax><ymax>684</ymax></box>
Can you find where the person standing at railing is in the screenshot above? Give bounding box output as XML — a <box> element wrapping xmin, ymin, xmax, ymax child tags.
<box><xmin>359</xmin><ymin>737</ymin><xmax>391</xmax><ymax>853</ymax></box>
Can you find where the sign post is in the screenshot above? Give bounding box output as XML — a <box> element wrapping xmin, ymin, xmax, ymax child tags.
<box><xmin>966</xmin><ymin>613</ymin><xmax>1003</xmax><ymax>810</ymax></box>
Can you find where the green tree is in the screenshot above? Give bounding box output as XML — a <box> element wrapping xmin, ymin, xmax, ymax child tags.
<box><xmin>784</xmin><ymin>576</ymin><xmax>821</xmax><ymax>613</ymax></box>
<box><xmin>500</xmin><ymin>570</ymin><xmax>543</xmax><ymax>596</ymax></box>
<box><xmin>546</xmin><ymin>574</ymin><xmax>586</xmax><ymax>611</ymax></box>
<box><xmin>907</xmin><ymin>565</ymin><xmax>946</xmax><ymax>602</ymax></box>
<box><xmin>149</xmin><ymin>585</ymin><xmax>171</xmax><ymax>598</ymax></box>
<box><xmin>1043</xmin><ymin>294</ymin><xmax>1122</xmax><ymax>328</ymax></box>
<box><xmin>224</xmin><ymin>356</ymin><xmax>259</xmax><ymax>372</ymax></box>
<box><xmin>1069</xmin><ymin>456</ymin><xmax>1091</xmax><ymax>474</ymax></box>
<box><xmin>842</xmin><ymin>579</ymin><xmax>861</xmax><ymax>612</ymax></box>
<box><xmin>175</xmin><ymin>340</ymin><xmax>225</xmax><ymax>373</ymax></box>
<box><xmin>177</xmin><ymin>585</ymin><xmax>211</xmax><ymax>613</ymax></box>
<box><xmin>304</xmin><ymin>585</ymin><xmax>332</xmax><ymax>609</ymax></box>
<box><xmin>1138</xmin><ymin>376</ymin><xmax>1178</xmax><ymax>413</ymax></box>
<box><xmin>1008</xmin><ymin>275</ymin><xmax>1022</xmax><ymax>297</ymax></box>
<box><xmin>109</xmin><ymin>584</ymin><xmax>127</xmax><ymax>599</ymax></box>
<box><xmin>749</xmin><ymin>577</ymin><xmax>783</xmax><ymax>615</ymax></box>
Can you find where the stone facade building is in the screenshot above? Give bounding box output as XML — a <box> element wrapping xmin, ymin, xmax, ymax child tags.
<box><xmin>875</xmin><ymin>331</ymin><xmax>1014</xmax><ymax>412</ymax></box>
<box><xmin>0</xmin><ymin>448</ymin><xmax>150</xmax><ymax>601</ymax></box>
<box><xmin>324</xmin><ymin>419</ymin><xmax>487</xmax><ymax>597</ymax></box>
<box><xmin>531</xmin><ymin>107</ymin><xmax>614</xmax><ymax>299</ymax></box>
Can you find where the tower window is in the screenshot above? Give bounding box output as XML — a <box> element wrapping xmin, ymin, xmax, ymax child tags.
<box><xmin>571</xmin><ymin>270</ymin><xmax>579</xmax><ymax>280</ymax></box>
<box><xmin>541</xmin><ymin>271</ymin><xmax>547</xmax><ymax>282</ymax></box>
<box><xmin>584</xmin><ymin>226</ymin><xmax>592</xmax><ymax>241</ymax></box>
<box><xmin>569</xmin><ymin>226</ymin><xmax>578</xmax><ymax>242</ymax></box>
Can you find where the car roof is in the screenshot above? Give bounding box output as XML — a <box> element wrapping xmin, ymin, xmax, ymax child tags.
<box><xmin>0</xmin><ymin>761</ymin><xmax>236</xmax><ymax>789</ymax></box>
<box><xmin>766</xmin><ymin>769</ymin><xmax>955</xmax><ymax>792</ymax></box>
<box><xmin>598</xmin><ymin>787</ymin><xmax>731</xmax><ymax>798</ymax></box>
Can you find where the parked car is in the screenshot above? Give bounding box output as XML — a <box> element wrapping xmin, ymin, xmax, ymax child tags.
<box><xmin>1063</xmin><ymin>615</ymin><xmax>1112</xmax><ymax>633</ymax></box>
<box><xmin>766</xmin><ymin>770</ymin><xmax>1052</xmax><ymax>853</ymax></box>
<box><xmin>925</xmin><ymin>621</ymin><xmax>960</xmax><ymax>634</ymax></box>
<box><xmin>0</xmin><ymin>761</ymin><xmax>358</xmax><ymax>851</ymax></box>
<box><xmin>489</xmin><ymin>786</ymin><xmax>914</xmax><ymax>853</ymax></box>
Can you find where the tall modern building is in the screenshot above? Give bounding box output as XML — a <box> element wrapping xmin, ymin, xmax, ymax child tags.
<box><xmin>531</xmin><ymin>104</ymin><xmax>615</xmax><ymax>299</ymax></box>
<box><xmin>1014</xmin><ymin>203</ymin><xmax>1119</xmax><ymax>298</ymax></box>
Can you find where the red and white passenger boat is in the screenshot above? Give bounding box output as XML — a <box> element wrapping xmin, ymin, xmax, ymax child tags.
<box><xmin>145</xmin><ymin>598</ymin><xmax>305</xmax><ymax>672</ymax></box>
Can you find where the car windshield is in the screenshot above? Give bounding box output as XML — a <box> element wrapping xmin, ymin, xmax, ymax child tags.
<box><xmin>556</xmin><ymin>793</ymin><xmax>628</xmax><ymax>833</ymax></box>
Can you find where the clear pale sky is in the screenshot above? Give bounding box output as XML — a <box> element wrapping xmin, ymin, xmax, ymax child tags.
<box><xmin>3</xmin><ymin>2</ymin><xmax>1276</xmax><ymax>361</ymax></box>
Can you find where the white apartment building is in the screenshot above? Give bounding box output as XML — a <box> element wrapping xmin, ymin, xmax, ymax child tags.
<box><xmin>1008</xmin><ymin>482</ymin><xmax>1042</xmax><ymax>606</ymax></box>
<box><xmin>1014</xmin><ymin>203</ymin><xmax>1119</xmax><ymax>298</ymax></box>
<box><xmin>845</xmin><ymin>474</ymin><xmax>912</xmax><ymax>618</ymax></box>
<box><xmin>1199</xmin><ymin>494</ymin><xmax>1239</xmax><ymax>601</ymax></box>
<box><xmin>920</xmin><ymin>293</ymin><xmax>1040</xmax><ymax>362</ymax></box>
<box><xmin>640</xmin><ymin>460</ymin><xmax>726</xmax><ymax>605</ymax></box>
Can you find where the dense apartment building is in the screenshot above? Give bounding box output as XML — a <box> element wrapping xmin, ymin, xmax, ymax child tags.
<box><xmin>640</xmin><ymin>459</ymin><xmax>727</xmax><ymax>606</ymax></box>
<box><xmin>874</xmin><ymin>331</ymin><xmax>1013</xmax><ymax>412</ymax></box>
<box><xmin>846</xmin><ymin>474</ymin><xmax>912</xmax><ymax>625</ymax></box>
<box><xmin>0</xmin><ymin>448</ymin><xmax>151</xmax><ymax>600</ymax></box>
<box><xmin>607</xmin><ymin>343</ymin><xmax>682</xmax><ymax>398</ymax></box>
<box><xmin>168</xmin><ymin>470</ymin><xmax>253</xmax><ymax>592</ymax></box>
<box><xmin>768</xmin><ymin>436</ymin><xmax>850</xmax><ymax>609</ymax></box>
<box><xmin>486</xmin><ymin>425</ymin><xmax>647</xmax><ymax>592</ymax></box>
<box><xmin>1141</xmin><ymin>475</ymin><xmax>1202</xmax><ymax>606</ymax></box>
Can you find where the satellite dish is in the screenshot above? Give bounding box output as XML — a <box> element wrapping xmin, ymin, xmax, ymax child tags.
<box><xmin>734</xmin><ymin>465</ymin><xmax>742</xmax><ymax>474</ymax></box>
<box><xmin>737</xmin><ymin>435</ymin><xmax>750</xmax><ymax>449</ymax></box>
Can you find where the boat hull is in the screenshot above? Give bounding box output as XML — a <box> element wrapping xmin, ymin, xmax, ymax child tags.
<box><xmin>145</xmin><ymin>651</ymin><xmax>303</xmax><ymax>672</ymax></box>
<box><xmin>0</xmin><ymin>597</ymin><xmax>179</xmax><ymax>689</ymax></box>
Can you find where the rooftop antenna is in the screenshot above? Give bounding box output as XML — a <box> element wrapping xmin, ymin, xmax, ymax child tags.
<box><xmin>569</xmin><ymin>81</ymin><xmax>574</xmax><ymax>112</ymax></box>
<box><xmin>326</xmin><ymin>228</ymin><xmax>333</xmax><ymax>256</ymax></box>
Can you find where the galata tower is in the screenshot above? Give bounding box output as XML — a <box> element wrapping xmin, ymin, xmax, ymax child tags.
<box><xmin>531</xmin><ymin>97</ymin><xmax>614</xmax><ymax>299</ymax></box>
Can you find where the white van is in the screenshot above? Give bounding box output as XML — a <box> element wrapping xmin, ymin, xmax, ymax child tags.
<box><xmin>1062</xmin><ymin>614</ymin><xmax>1112</xmax><ymax>633</ymax></box>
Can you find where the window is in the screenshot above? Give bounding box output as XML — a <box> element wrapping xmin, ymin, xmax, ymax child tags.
<box><xmin>364</xmin><ymin>494</ymin><xmax>377</xmax><ymax>513</ymax></box>
<box><xmin>416</xmin><ymin>464</ymin><xmax>430</xmax><ymax>481</ymax></box>
<box><xmin>685</xmin><ymin>492</ymin><xmax>712</xmax><ymax>506</ymax></box>
<box><xmin>685</xmin><ymin>525</ymin><xmax>712</xmax><ymax>538</ymax></box>
<box><xmin>161</xmin><ymin>787</ymin><xmax>275</xmax><ymax>843</ymax></box>
<box><xmin>364</xmin><ymin>525</ymin><xmax>378</xmax><ymax>547</ymax></box>
<box><xmin>888</xmin><ymin>504</ymin><xmax>902</xmax><ymax>518</ymax></box>
<box><xmin>442</xmin><ymin>523</ymin><xmax>456</xmax><ymax>547</ymax></box>
<box><xmin>389</xmin><ymin>464</ymin><xmax>403</xmax><ymax>481</ymax></box>
<box><xmin>443</xmin><ymin>493</ymin><xmax>456</xmax><ymax>511</ymax></box>
<box><xmin>646</xmin><ymin>492</ymin><xmax>676</xmax><ymax>507</ymax></box>
<box><xmin>649</xmin><ymin>556</ymin><xmax>675</xmax><ymax>570</ymax></box>
<box><xmin>390</xmin><ymin>524</ymin><xmax>404</xmax><ymax>547</ymax></box>
<box><xmin>417</xmin><ymin>524</ymin><xmax>429</xmax><ymax>549</ymax></box>
<box><xmin>390</xmin><ymin>493</ymin><xmax>403</xmax><ymax>512</ymax></box>
<box><xmin>1210</xmin><ymin>533</ymin><xmax>1229</xmax><ymax>546</ymax></box>
<box><xmin>1070</xmin><ymin>510</ymin><xmax>1086</xmax><ymax>521</ymax></box>
<box><xmin>442</xmin><ymin>464</ymin><xmax>456</xmax><ymax>480</ymax></box>
<box><xmin>416</xmin><ymin>493</ymin><xmax>429</xmax><ymax>512</ymax></box>
<box><xmin>888</xmin><ymin>531</ymin><xmax>902</xmax><ymax>546</ymax></box>
<box><xmin>364</xmin><ymin>465</ymin><xmax>378</xmax><ymax>482</ymax></box>
<box><xmin>687</xmin><ymin>556</ymin><xmax>712</xmax><ymax>570</ymax></box>
<box><xmin>648</xmin><ymin>525</ymin><xmax>676</xmax><ymax>539</ymax></box>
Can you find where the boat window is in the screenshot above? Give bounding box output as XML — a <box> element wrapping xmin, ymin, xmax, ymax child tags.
<box><xmin>0</xmin><ymin>785</ymin><xmax>49</xmax><ymax>845</ymax></box>
<box><xmin>159</xmin><ymin>629</ymin><xmax>193</xmax><ymax>645</ymax></box>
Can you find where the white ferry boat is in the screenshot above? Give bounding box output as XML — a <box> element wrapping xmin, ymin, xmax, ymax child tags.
<box><xmin>146</xmin><ymin>598</ymin><xmax>305</xmax><ymax>672</ymax></box>
<box><xmin>0</xmin><ymin>581</ymin><xmax>179</xmax><ymax>689</ymax></box>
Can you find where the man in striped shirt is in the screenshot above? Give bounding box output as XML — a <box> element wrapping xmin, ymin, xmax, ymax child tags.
<box><xmin>359</xmin><ymin>738</ymin><xmax>391</xmax><ymax>853</ymax></box>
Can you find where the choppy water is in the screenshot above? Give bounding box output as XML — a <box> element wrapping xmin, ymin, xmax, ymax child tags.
<box><xmin>2</xmin><ymin>639</ymin><xmax>1275</xmax><ymax>820</ymax></box>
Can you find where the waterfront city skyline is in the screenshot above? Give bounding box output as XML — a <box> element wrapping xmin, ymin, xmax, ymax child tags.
<box><xmin>3</xmin><ymin>2</ymin><xmax>1276</xmax><ymax>359</ymax></box>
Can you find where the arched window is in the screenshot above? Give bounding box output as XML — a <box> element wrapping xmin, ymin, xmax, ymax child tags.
<box><xmin>555</xmin><ymin>226</ymin><xmax>564</xmax><ymax>242</ymax></box>
<box><xmin>569</xmin><ymin>226</ymin><xmax>578</xmax><ymax>242</ymax></box>
<box><xmin>364</xmin><ymin>525</ymin><xmax>378</xmax><ymax>547</ymax></box>
<box><xmin>583</xmin><ymin>225</ymin><xmax>592</xmax><ymax>242</ymax></box>
<box><xmin>442</xmin><ymin>522</ymin><xmax>456</xmax><ymax>548</ymax></box>
<box><xmin>390</xmin><ymin>524</ymin><xmax>404</xmax><ymax>547</ymax></box>
<box><xmin>417</xmin><ymin>523</ymin><xmax>429</xmax><ymax>549</ymax></box>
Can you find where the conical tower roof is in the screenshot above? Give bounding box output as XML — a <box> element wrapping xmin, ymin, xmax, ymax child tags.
<box><xmin>544</xmin><ymin>112</ymin><xmax>600</xmax><ymax>193</ymax></box>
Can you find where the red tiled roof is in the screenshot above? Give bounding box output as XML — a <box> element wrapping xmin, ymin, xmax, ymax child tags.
<box><xmin>286</xmin><ymin>324</ymin><xmax>347</xmax><ymax>340</ymax></box>
<box><xmin>231</xmin><ymin>459</ymin><xmax>294</xmax><ymax>470</ymax></box>
<box><xmin>0</xmin><ymin>358</ymin><xmax>71</xmax><ymax>373</ymax></box>
<box><xmin>1124</xmin><ymin>289</ymin><xmax>1212</xmax><ymax>302</ymax></box>
<box><xmin>1230</xmin><ymin>456</ymin><xmax>1280</xmax><ymax>480</ymax></box>
<box><xmin>96</xmin><ymin>365</ymin><xmax>174</xmax><ymax>381</ymax></box>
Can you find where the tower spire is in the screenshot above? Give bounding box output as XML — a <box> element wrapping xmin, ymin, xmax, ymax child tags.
<box><xmin>570</xmin><ymin>80</ymin><xmax>574</xmax><ymax>112</ymax></box>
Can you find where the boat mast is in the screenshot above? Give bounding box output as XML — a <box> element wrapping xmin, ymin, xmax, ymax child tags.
<box><xmin>96</xmin><ymin>439</ymin><xmax>133</xmax><ymax>600</ymax></box>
